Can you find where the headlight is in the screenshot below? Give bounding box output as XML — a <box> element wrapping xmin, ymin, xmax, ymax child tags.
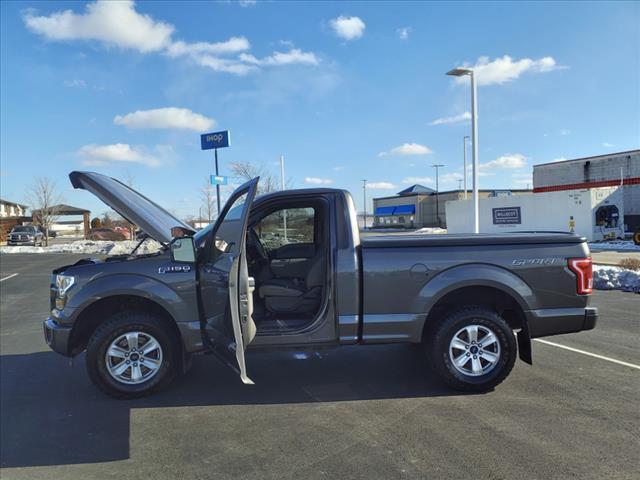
<box><xmin>55</xmin><ymin>274</ymin><xmax>75</xmax><ymax>297</ymax></box>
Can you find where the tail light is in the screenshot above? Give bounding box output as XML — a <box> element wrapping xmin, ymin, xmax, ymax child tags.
<box><xmin>568</xmin><ymin>257</ymin><xmax>593</xmax><ymax>295</ymax></box>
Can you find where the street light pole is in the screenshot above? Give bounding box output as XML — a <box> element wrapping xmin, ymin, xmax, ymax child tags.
<box><xmin>280</xmin><ymin>154</ymin><xmax>287</xmax><ymax>241</ymax></box>
<box><xmin>432</xmin><ymin>164</ymin><xmax>444</xmax><ymax>228</ymax></box>
<box><xmin>447</xmin><ymin>67</ymin><xmax>479</xmax><ymax>233</ymax></box>
<box><xmin>463</xmin><ymin>135</ymin><xmax>470</xmax><ymax>200</ymax></box>
<box><xmin>361</xmin><ymin>179</ymin><xmax>367</xmax><ymax>230</ymax></box>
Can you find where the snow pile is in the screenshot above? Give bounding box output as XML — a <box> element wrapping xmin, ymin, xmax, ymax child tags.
<box><xmin>593</xmin><ymin>265</ymin><xmax>640</xmax><ymax>293</ymax></box>
<box><xmin>415</xmin><ymin>227</ymin><xmax>447</xmax><ymax>234</ymax></box>
<box><xmin>589</xmin><ymin>241</ymin><xmax>640</xmax><ymax>252</ymax></box>
<box><xmin>0</xmin><ymin>240</ymin><xmax>163</xmax><ymax>256</ymax></box>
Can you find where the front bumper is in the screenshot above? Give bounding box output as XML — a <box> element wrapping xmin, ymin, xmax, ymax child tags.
<box><xmin>7</xmin><ymin>240</ymin><xmax>36</xmax><ymax>246</ymax></box>
<box><xmin>43</xmin><ymin>317</ymin><xmax>73</xmax><ymax>356</ymax></box>
<box><xmin>527</xmin><ymin>306</ymin><xmax>598</xmax><ymax>338</ymax></box>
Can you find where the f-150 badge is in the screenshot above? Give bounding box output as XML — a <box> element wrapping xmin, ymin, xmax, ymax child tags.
<box><xmin>158</xmin><ymin>265</ymin><xmax>192</xmax><ymax>274</ymax></box>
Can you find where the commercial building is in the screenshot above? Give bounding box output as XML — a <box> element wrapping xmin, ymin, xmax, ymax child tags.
<box><xmin>533</xmin><ymin>149</ymin><xmax>639</xmax><ymax>231</ymax></box>
<box><xmin>372</xmin><ymin>184</ymin><xmax>531</xmax><ymax>228</ymax></box>
<box><xmin>446</xmin><ymin>186</ymin><xmax>625</xmax><ymax>242</ymax></box>
<box><xmin>0</xmin><ymin>198</ymin><xmax>28</xmax><ymax>218</ymax></box>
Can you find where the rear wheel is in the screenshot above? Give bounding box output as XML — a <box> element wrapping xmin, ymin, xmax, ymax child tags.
<box><xmin>86</xmin><ymin>311</ymin><xmax>179</xmax><ymax>399</ymax></box>
<box><xmin>427</xmin><ymin>306</ymin><xmax>516</xmax><ymax>392</ymax></box>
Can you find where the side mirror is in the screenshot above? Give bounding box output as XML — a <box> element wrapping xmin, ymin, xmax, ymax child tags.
<box><xmin>170</xmin><ymin>236</ymin><xmax>196</xmax><ymax>263</ymax></box>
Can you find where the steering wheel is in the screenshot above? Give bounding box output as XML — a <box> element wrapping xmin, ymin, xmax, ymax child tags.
<box><xmin>248</xmin><ymin>229</ymin><xmax>269</xmax><ymax>264</ymax></box>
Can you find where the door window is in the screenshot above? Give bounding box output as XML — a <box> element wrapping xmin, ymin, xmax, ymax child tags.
<box><xmin>254</xmin><ymin>207</ymin><xmax>315</xmax><ymax>251</ymax></box>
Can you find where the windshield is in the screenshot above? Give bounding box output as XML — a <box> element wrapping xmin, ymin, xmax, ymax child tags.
<box><xmin>11</xmin><ymin>226</ymin><xmax>35</xmax><ymax>233</ymax></box>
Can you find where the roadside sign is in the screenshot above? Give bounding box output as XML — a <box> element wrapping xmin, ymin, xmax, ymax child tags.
<box><xmin>210</xmin><ymin>175</ymin><xmax>228</xmax><ymax>186</ymax></box>
<box><xmin>201</xmin><ymin>130</ymin><xmax>230</xmax><ymax>150</ymax></box>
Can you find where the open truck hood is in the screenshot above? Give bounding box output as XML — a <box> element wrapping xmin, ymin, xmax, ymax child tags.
<box><xmin>69</xmin><ymin>171</ymin><xmax>194</xmax><ymax>244</ymax></box>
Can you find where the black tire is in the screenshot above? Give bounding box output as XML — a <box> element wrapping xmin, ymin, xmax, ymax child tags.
<box><xmin>427</xmin><ymin>306</ymin><xmax>517</xmax><ymax>392</ymax></box>
<box><xmin>85</xmin><ymin>311</ymin><xmax>179</xmax><ymax>399</ymax></box>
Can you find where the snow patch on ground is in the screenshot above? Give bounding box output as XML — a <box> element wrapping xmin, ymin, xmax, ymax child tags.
<box><xmin>588</xmin><ymin>241</ymin><xmax>640</xmax><ymax>252</ymax></box>
<box><xmin>593</xmin><ymin>265</ymin><xmax>640</xmax><ymax>293</ymax></box>
<box><xmin>0</xmin><ymin>240</ymin><xmax>163</xmax><ymax>256</ymax></box>
<box><xmin>414</xmin><ymin>227</ymin><xmax>447</xmax><ymax>234</ymax></box>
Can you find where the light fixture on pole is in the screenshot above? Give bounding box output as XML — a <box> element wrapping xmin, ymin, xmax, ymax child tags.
<box><xmin>361</xmin><ymin>179</ymin><xmax>367</xmax><ymax>230</ymax></box>
<box><xmin>463</xmin><ymin>135</ymin><xmax>470</xmax><ymax>200</ymax></box>
<box><xmin>432</xmin><ymin>164</ymin><xmax>444</xmax><ymax>228</ymax></box>
<box><xmin>447</xmin><ymin>67</ymin><xmax>479</xmax><ymax>233</ymax></box>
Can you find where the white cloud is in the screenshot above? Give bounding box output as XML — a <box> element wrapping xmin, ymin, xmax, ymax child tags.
<box><xmin>429</xmin><ymin>111</ymin><xmax>471</xmax><ymax>126</ymax></box>
<box><xmin>480</xmin><ymin>153</ymin><xmax>528</xmax><ymax>171</ymax></box>
<box><xmin>78</xmin><ymin>143</ymin><xmax>160</xmax><ymax>167</ymax></box>
<box><xmin>24</xmin><ymin>2</ymin><xmax>320</xmax><ymax>76</ymax></box>
<box><xmin>379</xmin><ymin>143</ymin><xmax>433</xmax><ymax>157</ymax></box>
<box><xmin>551</xmin><ymin>157</ymin><xmax>567</xmax><ymax>162</ymax></box>
<box><xmin>330</xmin><ymin>15</ymin><xmax>365</xmax><ymax>41</ymax></box>
<box><xmin>238</xmin><ymin>0</ymin><xmax>257</xmax><ymax>6</ymax></box>
<box><xmin>333</xmin><ymin>166</ymin><xmax>346</xmax><ymax>171</ymax></box>
<box><xmin>452</xmin><ymin>55</ymin><xmax>565</xmax><ymax>86</ymax></box>
<box><xmin>114</xmin><ymin>107</ymin><xmax>215</xmax><ymax>131</ymax></box>
<box><xmin>305</xmin><ymin>177</ymin><xmax>333</xmax><ymax>185</ymax></box>
<box><xmin>559</xmin><ymin>129</ymin><xmax>571</xmax><ymax>136</ymax></box>
<box><xmin>512</xmin><ymin>172</ymin><xmax>533</xmax><ymax>186</ymax></box>
<box><xmin>397</xmin><ymin>27</ymin><xmax>412</xmax><ymax>40</ymax></box>
<box><xmin>602</xmin><ymin>142</ymin><xmax>615</xmax><ymax>148</ymax></box>
<box><xmin>239</xmin><ymin>48</ymin><xmax>319</xmax><ymax>66</ymax></box>
<box><xmin>63</xmin><ymin>78</ymin><xmax>86</xmax><ymax>88</ymax></box>
<box><xmin>402</xmin><ymin>176</ymin><xmax>434</xmax><ymax>185</ymax></box>
<box><xmin>165</xmin><ymin>36</ymin><xmax>250</xmax><ymax>57</ymax></box>
<box><xmin>367</xmin><ymin>182</ymin><xmax>396</xmax><ymax>189</ymax></box>
<box><xmin>24</xmin><ymin>0</ymin><xmax>174</xmax><ymax>53</ymax></box>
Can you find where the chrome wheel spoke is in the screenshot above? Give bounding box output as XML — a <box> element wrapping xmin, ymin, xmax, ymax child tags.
<box><xmin>451</xmin><ymin>339</ymin><xmax>468</xmax><ymax>351</ymax></box>
<box><xmin>454</xmin><ymin>352</ymin><xmax>470</xmax><ymax>368</ymax></box>
<box><xmin>466</xmin><ymin>325</ymin><xmax>478</xmax><ymax>344</ymax></box>
<box><xmin>112</xmin><ymin>361</ymin><xmax>130</xmax><ymax>376</ymax></box>
<box><xmin>141</xmin><ymin>357</ymin><xmax>161</xmax><ymax>370</ymax></box>
<box><xmin>481</xmin><ymin>351</ymin><xmax>498</xmax><ymax>363</ymax></box>
<box><xmin>125</xmin><ymin>332</ymin><xmax>139</xmax><ymax>351</ymax></box>
<box><xmin>481</xmin><ymin>332</ymin><xmax>498</xmax><ymax>348</ymax></box>
<box><xmin>141</xmin><ymin>338</ymin><xmax>160</xmax><ymax>356</ymax></box>
<box><xmin>107</xmin><ymin>345</ymin><xmax>128</xmax><ymax>359</ymax></box>
<box><xmin>471</xmin><ymin>356</ymin><xmax>483</xmax><ymax>374</ymax></box>
<box><xmin>131</xmin><ymin>364</ymin><xmax>143</xmax><ymax>382</ymax></box>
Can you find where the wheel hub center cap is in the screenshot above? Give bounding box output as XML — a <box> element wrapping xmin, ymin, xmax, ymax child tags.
<box><xmin>469</xmin><ymin>345</ymin><xmax>479</xmax><ymax>354</ymax></box>
<box><xmin>130</xmin><ymin>353</ymin><xmax>140</xmax><ymax>361</ymax></box>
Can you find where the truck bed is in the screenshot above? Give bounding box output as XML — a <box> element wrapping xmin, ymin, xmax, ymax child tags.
<box><xmin>361</xmin><ymin>232</ymin><xmax>586</xmax><ymax>248</ymax></box>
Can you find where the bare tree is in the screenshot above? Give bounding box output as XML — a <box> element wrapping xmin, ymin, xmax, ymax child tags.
<box><xmin>229</xmin><ymin>160</ymin><xmax>286</xmax><ymax>195</ymax></box>
<box><xmin>201</xmin><ymin>178</ymin><xmax>216</xmax><ymax>223</ymax></box>
<box><xmin>27</xmin><ymin>176</ymin><xmax>62</xmax><ymax>246</ymax></box>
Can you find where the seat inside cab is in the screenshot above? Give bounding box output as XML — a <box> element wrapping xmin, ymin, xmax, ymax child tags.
<box><xmin>246</xmin><ymin>201</ymin><xmax>327</xmax><ymax>333</ymax></box>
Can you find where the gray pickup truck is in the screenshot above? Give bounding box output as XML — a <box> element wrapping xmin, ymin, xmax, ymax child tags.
<box><xmin>44</xmin><ymin>172</ymin><xmax>597</xmax><ymax>398</ymax></box>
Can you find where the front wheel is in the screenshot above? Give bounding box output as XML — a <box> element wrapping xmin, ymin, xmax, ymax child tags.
<box><xmin>427</xmin><ymin>306</ymin><xmax>517</xmax><ymax>392</ymax></box>
<box><xmin>85</xmin><ymin>311</ymin><xmax>179</xmax><ymax>399</ymax></box>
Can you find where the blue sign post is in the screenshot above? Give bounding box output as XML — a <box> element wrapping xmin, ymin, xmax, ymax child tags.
<box><xmin>200</xmin><ymin>130</ymin><xmax>230</xmax><ymax>215</ymax></box>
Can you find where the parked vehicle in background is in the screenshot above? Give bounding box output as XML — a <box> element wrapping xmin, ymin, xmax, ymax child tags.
<box><xmin>44</xmin><ymin>171</ymin><xmax>598</xmax><ymax>399</ymax></box>
<box><xmin>7</xmin><ymin>225</ymin><xmax>44</xmax><ymax>246</ymax></box>
<box><xmin>87</xmin><ymin>227</ymin><xmax>126</xmax><ymax>241</ymax></box>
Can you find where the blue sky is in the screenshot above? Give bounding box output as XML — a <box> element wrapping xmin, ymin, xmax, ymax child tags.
<box><xmin>1</xmin><ymin>0</ymin><xmax>639</xmax><ymax>217</ymax></box>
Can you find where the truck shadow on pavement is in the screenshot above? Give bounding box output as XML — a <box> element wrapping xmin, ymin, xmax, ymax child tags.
<box><xmin>1</xmin><ymin>344</ymin><xmax>473</xmax><ymax>468</ymax></box>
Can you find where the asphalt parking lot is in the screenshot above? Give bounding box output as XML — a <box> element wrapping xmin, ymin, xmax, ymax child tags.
<box><xmin>1</xmin><ymin>254</ymin><xmax>638</xmax><ymax>480</ymax></box>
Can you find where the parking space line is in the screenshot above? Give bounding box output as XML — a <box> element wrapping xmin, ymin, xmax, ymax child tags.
<box><xmin>0</xmin><ymin>273</ymin><xmax>19</xmax><ymax>282</ymax></box>
<box><xmin>534</xmin><ymin>338</ymin><xmax>640</xmax><ymax>370</ymax></box>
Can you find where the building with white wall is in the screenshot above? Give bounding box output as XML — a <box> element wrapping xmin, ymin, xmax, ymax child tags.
<box><xmin>533</xmin><ymin>149</ymin><xmax>639</xmax><ymax>231</ymax></box>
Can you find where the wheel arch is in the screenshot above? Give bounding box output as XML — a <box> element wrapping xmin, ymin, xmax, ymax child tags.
<box><xmin>68</xmin><ymin>294</ymin><xmax>184</xmax><ymax>359</ymax></box>
<box><xmin>418</xmin><ymin>265</ymin><xmax>534</xmax><ymax>364</ymax></box>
